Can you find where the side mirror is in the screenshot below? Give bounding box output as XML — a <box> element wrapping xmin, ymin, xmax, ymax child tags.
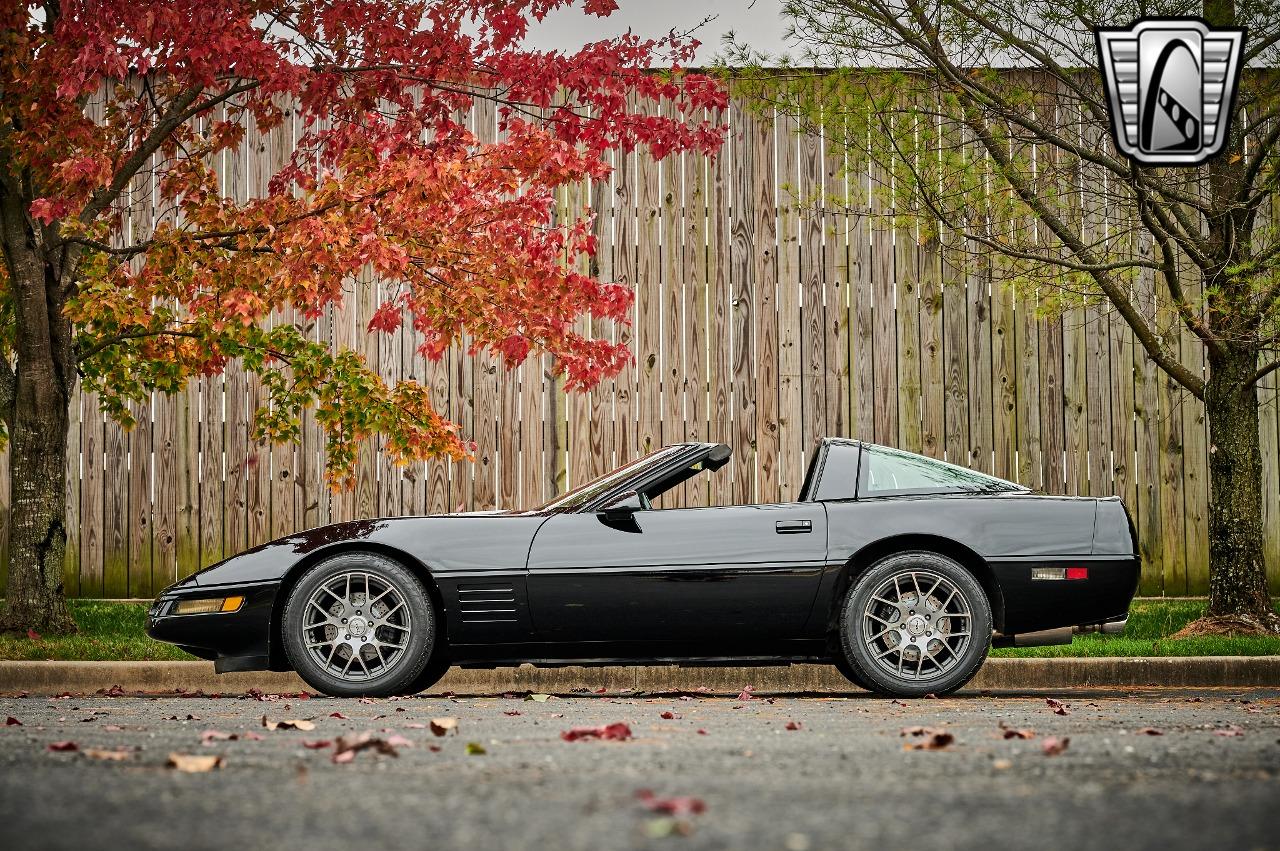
<box><xmin>600</xmin><ymin>490</ymin><xmax>643</xmax><ymax>520</ymax></box>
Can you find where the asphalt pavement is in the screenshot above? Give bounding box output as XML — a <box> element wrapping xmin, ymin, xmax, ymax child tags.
<box><xmin>0</xmin><ymin>686</ymin><xmax>1277</xmax><ymax>851</ymax></box>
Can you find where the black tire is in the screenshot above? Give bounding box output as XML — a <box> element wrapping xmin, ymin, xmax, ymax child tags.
<box><xmin>832</xmin><ymin>654</ymin><xmax>874</xmax><ymax>692</ymax></box>
<box><xmin>282</xmin><ymin>552</ymin><xmax>435</xmax><ymax>698</ymax></box>
<box><xmin>397</xmin><ymin>653</ymin><xmax>452</xmax><ymax>696</ymax></box>
<box><xmin>838</xmin><ymin>551</ymin><xmax>991</xmax><ymax>698</ymax></box>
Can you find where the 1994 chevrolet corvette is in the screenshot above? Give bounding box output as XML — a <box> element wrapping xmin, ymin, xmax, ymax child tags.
<box><xmin>148</xmin><ymin>439</ymin><xmax>1138</xmax><ymax>698</ymax></box>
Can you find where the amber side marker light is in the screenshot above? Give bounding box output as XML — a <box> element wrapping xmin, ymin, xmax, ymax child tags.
<box><xmin>173</xmin><ymin>596</ymin><xmax>245</xmax><ymax>615</ymax></box>
<box><xmin>1031</xmin><ymin>567</ymin><xmax>1089</xmax><ymax>581</ymax></box>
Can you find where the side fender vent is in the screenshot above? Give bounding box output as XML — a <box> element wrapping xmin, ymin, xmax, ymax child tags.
<box><xmin>457</xmin><ymin>583</ymin><xmax>519</xmax><ymax>624</ymax></box>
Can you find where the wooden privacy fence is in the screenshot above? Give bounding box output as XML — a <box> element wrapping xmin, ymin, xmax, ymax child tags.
<box><xmin>0</xmin><ymin>90</ymin><xmax>1277</xmax><ymax>600</ymax></box>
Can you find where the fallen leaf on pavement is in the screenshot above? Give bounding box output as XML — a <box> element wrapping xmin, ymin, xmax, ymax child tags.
<box><xmin>261</xmin><ymin>716</ymin><xmax>316</xmax><ymax>732</ymax></box>
<box><xmin>992</xmin><ymin>759</ymin><xmax>1013</xmax><ymax>770</ymax></box>
<box><xmin>84</xmin><ymin>748</ymin><xmax>132</xmax><ymax>762</ymax></box>
<box><xmin>5</xmin><ymin>716</ymin><xmax>21</xmax><ymax>726</ymax></box>
<box><xmin>560</xmin><ymin>723</ymin><xmax>633</xmax><ymax>742</ymax></box>
<box><xmin>1135</xmin><ymin>727</ymin><xmax>1164</xmax><ymax>736</ymax></box>
<box><xmin>386</xmin><ymin>735</ymin><xmax>413</xmax><ymax>748</ymax></box>
<box><xmin>903</xmin><ymin>730</ymin><xmax>954</xmax><ymax>751</ymax></box>
<box><xmin>636</xmin><ymin>789</ymin><xmax>707</xmax><ymax>816</ymax></box>
<box><xmin>660</xmin><ymin>711</ymin><xmax>680</xmax><ymax>720</ymax></box>
<box><xmin>1041</xmin><ymin>736</ymin><xmax>1070</xmax><ymax>756</ymax></box>
<box><xmin>429</xmin><ymin>717</ymin><xmax>458</xmax><ymax>737</ymax></box>
<box><xmin>200</xmin><ymin>730</ymin><xmax>233</xmax><ymax>745</ymax></box>
<box><xmin>1213</xmin><ymin>725</ymin><xmax>1245</xmax><ymax>738</ymax></box>
<box><xmin>302</xmin><ymin>740</ymin><xmax>332</xmax><ymax>750</ymax></box>
<box><xmin>167</xmin><ymin>753</ymin><xmax>223</xmax><ymax>772</ymax></box>
<box><xmin>47</xmin><ymin>741</ymin><xmax>79</xmax><ymax>752</ymax></box>
<box><xmin>331</xmin><ymin>733</ymin><xmax>401</xmax><ymax>764</ymax></box>
<box><xmin>737</xmin><ymin>686</ymin><xmax>756</xmax><ymax>701</ymax></box>
<box><xmin>644</xmin><ymin>817</ymin><xmax>695</xmax><ymax>838</ymax></box>
<box><xmin>999</xmin><ymin>723</ymin><xmax>1035</xmax><ymax>740</ymax></box>
<box><xmin>329</xmin><ymin>712</ymin><xmax>349</xmax><ymax>720</ymax></box>
<box><xmin>465</xmin><ymin>742</ymin><xmax>487</xmax><ymax>755</ymax></box>
<box><xmin>525</xmin><ymin>693</ymin><xmax>552</xmax><ymax>702</ymax></box>
<box><xmin>1045</xmin><ymin>698</ymin><xmax>1070</xmax><ymax>716</ymax></box>
<box><xmin>785</xmin><ymin>721</ymin><xmax>802</xmax><ymax>731</ymax></box>
<box><xmin>502</xmin><ymin>711</ymin><xmax>521</xmax><ymax>717</ymax></box>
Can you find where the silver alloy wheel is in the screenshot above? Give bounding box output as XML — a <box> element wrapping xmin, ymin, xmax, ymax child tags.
<box><xmin>301</xmin><ymin>571</ymin><xmax>412</xmax><ymax>682</ymax></box>
<box><xmin>861</xmin><ymin>569</ymin><xmax>972</xmax><ymax>681</ymax></box>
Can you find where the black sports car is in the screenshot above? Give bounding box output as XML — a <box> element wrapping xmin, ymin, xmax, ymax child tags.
<box><xmin>147</xmin><ymin>439</ymin><xmax>1138</xmax><ymax>698</ymax></box>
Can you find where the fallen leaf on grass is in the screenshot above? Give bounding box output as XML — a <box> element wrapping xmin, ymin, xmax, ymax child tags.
<box><xmin>167</xmin><ymin>753</ymin><xmax>223</xmax><ymax>773</ymax></box>
<box><xmin>465</xmin><ymin>742</ymin><xmax>487</xmax><ymax>755</ymax></box>
<box><xmin>1041</xmin><ymin>736</ymin><xmax>1070</xmax><ymax>756</ymax></box>
<box><xmin>84</xmin><ymin>748</ymin><xmax>132</xmax><ymax>762</ymax></box>
<box><xmin>261</xmin><ymin>716</ymin><xmax>316</xmax><ymax>732</ymax></box>
<box><xmin>1135</xmin><ymin>727</ymin><xmax>1164</xmax><ymax>736</ymax></box>
<box><xmin>331</xmin><ymin>733</ymin><xmax>401</xmax><ymax>764</ymax></box>
<box><xmin>47</xmin><ymin>741</ymin><xmax>78</xmax><ymax>752</ymax></box>
<box><xmin>637</xmin><ymin>789</ymin><xmax>707</xmax><ymax>816</ymax></box>
<box><xmin>561</xmin><ymin>723</ymin><xmax>633</xmax><ymax>742</ymax></box>
<box><xmin>5</xmin><ymin>716</ymin><xmax>21</xmax><ymax>726</ymax></box>
<box><xmin>26</xmin><ymin>629</ymin><xmax>40</xmax><ymax>641</ymax></box>
<box><xmin>1045</xmin><ymin>698</ymin><xmax>1070</xmax><ymax>716</ymax></box>
<box><xmin>429</xmin><ymin>717</ymin><xmax>458</xmax><ymax>737</ymax></box>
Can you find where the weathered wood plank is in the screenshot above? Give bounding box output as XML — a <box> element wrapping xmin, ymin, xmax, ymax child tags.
<box><xmin>775</xmin><ymin>112</ymin><xmax>803</xmax><ymax>500</ymax></box>
<box><xmin>919</xmin><ymin>233</ymin><xmax>945</xmax><ymax>461</ymax></box>
<box><xmin>753</xmin><ymin>106</ymin><xmax>780</xmax><ymax>503</ymax></box>
<box><xmin>729</xmin><ymin>99</ymin><xmax>757</xmax><ymax>505</ymax></box>
<box><xmin>707</xmin><ymin>119</ymin><xmax>734</xmax><ymax>507</ymax></box>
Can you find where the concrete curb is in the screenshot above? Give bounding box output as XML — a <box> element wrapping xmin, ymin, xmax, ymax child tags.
<box><xmin>1</xmin><ymin>657</ymin><xmax>1278</xmax><ymax>696</ymax></box>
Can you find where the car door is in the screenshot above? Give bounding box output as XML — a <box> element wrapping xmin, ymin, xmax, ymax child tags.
<box><xmin>525</xmin><ymin>502</ymin><xmax>828</xmax><ymax>643</ymax></box>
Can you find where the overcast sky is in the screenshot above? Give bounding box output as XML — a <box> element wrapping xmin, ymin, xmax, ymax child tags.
<box><xmin>523</xmin><ymin>0</ymin><xmax>794</xmax><ymax>65</ymax></box>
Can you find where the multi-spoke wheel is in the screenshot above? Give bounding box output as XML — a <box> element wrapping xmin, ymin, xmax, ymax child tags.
<box><xmin>837</xmin><ymin>551</ymin><xmax>991</xmax><ymax>697</ymax></box>
<box><xmin>282</xmin><ymin>552</ymin><xmax>436</xmax><ymax>697</ymax></box>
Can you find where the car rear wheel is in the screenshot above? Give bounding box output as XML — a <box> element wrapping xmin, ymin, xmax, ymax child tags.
<box><xmin>282</xmin><ymin>552</ymin><xmax>435</xmax><ymax>698</ymax></box>
<box><xmin>838</xmin><ymin>551</ymin><xmax>991</xmax><ymax>697</ymax></box>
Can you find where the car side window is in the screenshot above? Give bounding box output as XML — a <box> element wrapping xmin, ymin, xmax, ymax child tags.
<box><xmin>859</xmin><ymin>445</ymin><xmax>1018</xmax><ymax>497</ymax></box>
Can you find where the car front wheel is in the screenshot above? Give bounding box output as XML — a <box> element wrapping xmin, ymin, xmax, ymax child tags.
<box><xmin>838</xmin><ymin>551</ymin><xmax>992</xmax><ymax>697</ymax></box>
<box><xmin>282</xmin><ymin>552</ymin><xmax>436</xmax><ymax>698</ymax></box>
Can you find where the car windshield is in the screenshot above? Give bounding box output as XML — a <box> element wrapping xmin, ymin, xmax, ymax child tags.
<box><xmin>529</xmin><ymin>446</ymin><xmax>686</xmax><ymax>513</ymax></box>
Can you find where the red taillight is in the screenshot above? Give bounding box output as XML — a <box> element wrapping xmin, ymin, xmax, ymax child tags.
<box><xmin>1066</xmin><ymin>567</ymin><xmax>1089</xmax><ymax>580</ymax></box>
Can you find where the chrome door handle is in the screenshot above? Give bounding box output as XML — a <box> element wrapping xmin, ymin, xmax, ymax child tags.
<box><xmin>775</xmin><ymin>520</ymin><xmax>812</xmax><ymax>534</ymax></box>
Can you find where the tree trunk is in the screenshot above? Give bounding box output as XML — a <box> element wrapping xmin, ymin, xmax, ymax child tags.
<box><xmin>1</xmin><ymin>369</ymin><xmax>74</xmax><ymax>634</ymax></box>
<box><xmin>0</xmin><ymin>174</ymin><xmax>77</xmax><ymax>635</ymax></box>
<box><xmin>1203</xmin><ymin>345</ymin><xmax>1278</xmax><ymax>629</ymax></box>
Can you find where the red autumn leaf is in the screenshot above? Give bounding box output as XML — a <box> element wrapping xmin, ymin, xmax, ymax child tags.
<box><xmin>1213</xmin><ymin>725</ymin><xmax>1245</xmax><ymax>738</ymax></box>
<box><xmin>329</xmin><ymin>712</ymin><xmax>349</xmax><ymax>720</ymax></box>
<box><xmin>5</xmin><ymin>716</ymin><xmax>21</xmax><ymax>726</ymax></box>
<box><xmin>1135</xmin><ymin>727</ymin><xmax>1164</xmax><ymax>736</ymax></box>
<box><xmin>636</xmin><ymin>789</ymin><xmax>707</xmax><ymax>816</ymax></box>
<box><xmin>560</xmin><ymin>722</ymin><xmax>633</xmax><ymax>742</ymax></box>
<box><xmin>998</xmin><ymin>722</ymin><xmax>1035</xmax><ymax>739</ymax></box>
<box><xmin>26</xmin><ymin>629</ymin><xmax>40</xmax><ymax>641</ymax></box>
<box><xmin>47</xmin><ymin>741</ymin><xmax>79</xmax><ymax>752</ymax></box>
<box><xmin>736</xmin><ymin>686</ymin><xmax>756</xmax><ymax>701</ymax></box>
<box><xmin>696</xmin><ymin>729</ymin><xmax>708</xmax><ymax>736</ymax></box>
<box><xmin>1045</xmin><ymin>698</ymin><xmax>1071</xmax><ymax>716</ymax></box>
<box><xmin>503</xmin><ymin>711</ymin><xmax>522</xmax><ymax>717</ymax></box>
<box><xmin>1041</xmin><ymin>736</ymin><xmax>1070</xmax><ymax>756</ymax></box>
<box><xmin>331</xmin><ymin>733</ymin><xmax>401</xmax><ymax>764</ymax></box>
<box><xmin>785</xmin><ymin>721</ymin><xmax>802</xmax><ymax>731</ymax></box>
<box><xmin>302</xmin><ymin>739</ymin><xmax>332</xmax><ymax>750</ymax></box>
<box><xmin>660</xmin><ymin>711</ymin><xmax>680</xmax><ymax>720</ymax></box>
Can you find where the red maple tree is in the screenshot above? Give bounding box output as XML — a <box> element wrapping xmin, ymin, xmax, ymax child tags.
<box><xmin>0</xmin><ymin>0</ymin><xmax>727</xmax><ymax>632</ymax></box>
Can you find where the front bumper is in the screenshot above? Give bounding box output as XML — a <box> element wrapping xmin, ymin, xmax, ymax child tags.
<box><xmin>147</xmin><ymin>581</ymin><xmax>280</xmax><ymax>673</ymax></box>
